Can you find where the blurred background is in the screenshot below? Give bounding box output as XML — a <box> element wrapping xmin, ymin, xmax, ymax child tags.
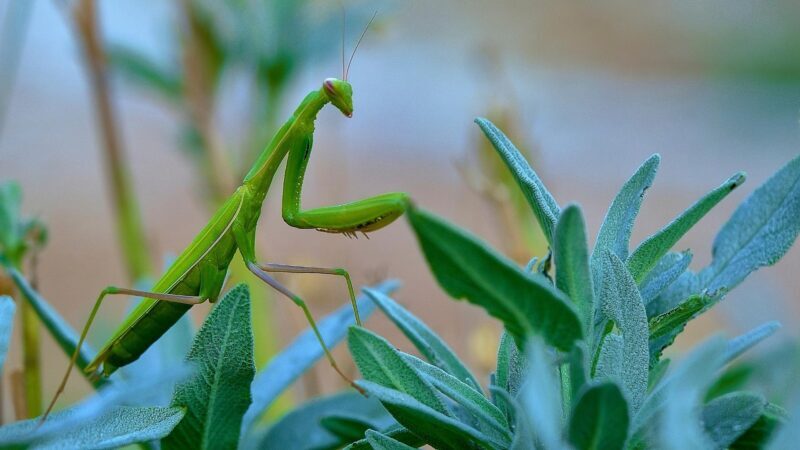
<box><xmin>1</xmin><ymin>0</ymin><xmax>800</xmax><ymax>419</ymax></box>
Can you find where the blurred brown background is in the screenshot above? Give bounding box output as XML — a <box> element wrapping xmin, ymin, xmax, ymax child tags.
<box><xmin>1</xmin><ymin>0</ymin><xmax>800</xmax><ymax>409</ymax></box>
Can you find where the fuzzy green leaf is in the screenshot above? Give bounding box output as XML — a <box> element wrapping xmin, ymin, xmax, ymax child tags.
<box><xmin>554</xmin><ymin>204</ymin><xmax>595</xmax><ymax>335</ymax></box>
<box><xmin>6</xmin><ymin>267</ymin><xmax>104</xmax><ymax>386</ymax></box>
<box><xmin>628</xmin><ymin>173</ymin><xmax>745</xmax><ymax>282</ymax></box>
<box><xmin>736</xmin><ymin>403</ymin><xmax>786</xmax><ymax>449</ymax></box>
<box><xmin>365</xmin><ymin>287</ymin><xmax>480</xmax><ymax>392</ymax></box>
<box><xmin>356</xmin><ymin>380</ymin><xmax>503</xmax><ymax>450</ymax></box>
<box><xmin>568</xmin><ymin>382</ymin><xmax>629</xmax><ymax>450</ymax></box>
<box><xmin>344</xmin><ymin>424</ymin><xmax>425</xmax><ymax>450</ymax></box>
<box><xmin>403</xmin><ymin>354</ymin><xmax>511</xmax><ymax>443</ymax></box>
<box><xmin>348</xmin><ymin>327</ymin><xmax>448</xmax><ymax>414</ymax></box>
<box><xmin>240</xmin><ymin>280</ymin><xmax>396</xmax><ymax>437</ymax></box>
<box><xmin>0</xmin><ymin>406</ymin><xmax>184</xmax><ymax>450</ymax></box>
<box><xmin>163</xmin><ymin>284</ymin><xmax>255</xmax><ymax>450</ymax></box>
<box><xmin>594</xmin><ymin>333</ymin><xmax>624</xmax><ymax>383</ymax></box>
<box><xmin>648</xmin><ymin>293</ymin><xmax>716</xmax><ymax>364</ymax></box>
<box><xmin>521</xmin><ymin>338</ymin><xmax>563</xmax><ymax>449</ymax></box>
<box><xmin>592</xmin><ymin>155</ymin><xmax>660</xmax><ymax>269</ymax></box>
<box><xmin>599</xmin><ymin>251</ymin><xmax>649</xmax><ymax>412</ymax></box>
<box><xmin>490</xmin><ymin>388</ymin><xmax>534</xmax><ymax>450</ymax></box>
<box><xmin>641</xmin><ymin>251</ymin><xmax>693</xmax><ymax>314</ymax></box>
<box><xmin>364</xmin><ymin>429</ymin><xmax>419</xmax><ymax>450</ymax></box>
<box><xmin>407</xmin><ymin>207</ymin><xmax>582</xmax><ymax>351</ymax></box>
<box><xmin>0</xmin><ymin>296</ymin><xmax>15</xmax><ymax>373</ymax></box>
<box><xmin>702</xmin><ymin>392</ymin><xmax>765</xmax><ymax>449</ymax></box>
<box><xmin>246</xmin><ymin>392</ymin><xmax>391</xmax><ymax>450</ymax></box>
<box><xmin>704</xmin><ymin>155</ymin><xmax>800</xmax><ymax>293</ymax></box>
<box><xmin>474</xmin><ymin>118</ymin><xmax>560</xmax><ymax>244</ymax></box>
<box><xmin>724</xmin><ymin>321</ymin><xmax>781</xmax><ymax>364</ymax></box>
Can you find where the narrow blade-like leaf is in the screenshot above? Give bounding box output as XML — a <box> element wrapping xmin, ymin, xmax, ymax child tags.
<box><xmin>599</xmin><ymin>251</ymin><xmax>649</xmax><ymax>412</ymax></box>
<box><xmin>568</xmin><ymin>382</ymin><xmax>629</xmax><ymax>450</ymax></box>
<box><xmin>702</xmin><ymin>392</ymin><xmax>765</xmax><ymax>449</ymax></box>
<box><xmin>554</xmin><ymin>204</ymin><xmax>594</xmax><ymax>335</ymax></box>
<box><xmin>241</xmin><ymin>280</ymin><xmax>396</xmax><ymax>437</ymax></box>
<box><xmin>357</xmin><ymin>380</ymin><xmax>504</xmax><ymax>450</ymax></box>
<box><xmin>408</xmin><ymin>207</ymin><xmax>582</xmax><ymax>351</ymax></box>
<box><xmin>724</xmin><ymin>321</ymin><xmax>781</xmax><ymax>364</ymax></box>
<box><xmin>648</xmin><ymin>293</ymin><xmax>716</xmax><ymax>364</ymax></box>
<box><xmin>627</xmin><ymin>172</ymin><xmax>745</xmax><ymax>282</ymax></box>
<box><xmin>348</xmin><ymin>327</ymin><xmax>448</xmax><ymax>414</ymax></box>
<box><xmin>640</xmin><ymin>251</ymin><xmax>692</xmax><ymax>314</ymax></box>
<box><xmin>475</xmin><ymin>118</ymin><xmax>560</xmax><ymax>243</ymax></box>
<box><xmin>0</xmin><ymin>406</ymin><xmax>185</xmax><ymax>449</ymax></box>
<box><xmin>164</xmin><ymin>284</ymin><xmax>255</xmax><ymax>450</ymax></box>
<box><xmin>705</xmin><ymin>155</ymin><xmax>800</xmax><ymax>293</ymax></box>
<box><xmin>245</xmin><ymin>392</ymin><xmax>391</xmax><ymax>450</ymax></box>
<box><xmin>592</xmin><ymin>154</ymin><xmax>660</xmax><ymax>269</ymax></box>
<box><xmin>403</xmin><ymin>354</ymin><xmax>511</xmax><ymax>443</ymax></box>
<box><xmin>6</xmin><ymin>267</ymin><xmax>103</xmax><ymax>386</ymax></box>
<box><xmin>365</xmin><ymin>287</ymin><xmax>480</xmax><ymax>392</ymax></box>
<box><xmin>365</xmin><ymin>429</ymin><xmax>419</xmax><ymax>450</ymax></box>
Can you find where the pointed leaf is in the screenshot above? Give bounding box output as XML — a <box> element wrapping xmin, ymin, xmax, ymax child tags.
<box><xmin>407</xmin><ymin>207</ymin><xmax>582</xmax><ymax>351</ymax></box>
<box><xmin>724</xmin><ymin>321</ymin><xmax>781</xmax><ymax>364</ymax></box>
<box><xmin>705</xmin><ymin>155</ymin><xmax>800</xmax><ymax>293</ymax></box>
<box><xmin>6</xmin><ymin>267</ymin><xmax>104</xmax><ymax>386</ymax></box>
<box><xmin>594</xmin><ymin>333</ymin><xmax>624</xmax><ymax>383</ymax></box>
<box><xmin>164</xmin><ymin>284</ymin><xmax>255</xmax><ymax>450</ymax></box>
<box><xmin>628</xmin><ymin>173</ymin><xmax>745</xmax><ymax>282</ymax></box>
<box><xmin>365</xmin><ymin>287</ymin><xmax>480</xmax><ymax>392</ymax></box>
<box><xmin>648</xmin><ymin>293</ymin><xmax>716</xmax><ymax>364</ymax></box>
<box><xmin>403</xmin><ymin>354</ymin><xmax>511</xmax><ymax>443</ymax></box>
<box><xmin>640</xmin><ymin>251</ymin><xmax>693</xmax><ymax>310</ymax></box>
<box><xmin>475</xmin><ymin>118</ymin><xmax>560</xmax><ymax>243</ymax></box>
<box><xmin>568</xmin><ymin>382</ymin><xmax>629</xmax><ymax>450</ymax></box>
<box><xmin>356</xmin><ymin>380</ymin><xmax>504</xmax><ymax>450</ymax></box>
<box><xmin>241</xmin><ymin>280</ymin><xmax>396</xmax><ymax>437</ymax></box>
<box><xmin>0</xmin><ymin>296</ymin><xmax>15</xmax><ymax>372</ymax></box>
<box><xmin>246</xmin><ymin>392</ymin><xmax>391</xmax><ymax>450</ymax></box>
<box><xmin>345</xmin><ymin>424</ymin><xmax>425</xmax><ymax>450</ymax></box>
<box><xmin>0</xmin><ymin>406</ymin><xmax>185</xmax><ymax>449</ymax></box>
<box><xmin>348</xmin><ymin>327</ymin><xmax>448</xmax><ymax>414</ymax></box>
<box><xmin>702</xmin><ymin>392</ymin><xmax>765</xmax><ymax>449</ymax></box>
<box><xmin>489</xmin><ymin>388</ymin><xmax>534</xmax><ymax>450</ymax></box>
<box><xmin>592</xmin><ymin>154</ymin><xmax>660</xmax><ymax>268</ymax></box>
<box><xmin>364</xmin><ymin>429</ymin><xmax>419</xmax><ymax>450</ymax></box>
<box><xmin>554</xmin><ymin>204</ymin><xmax>594</xmax><ymax>334</ymax></box>
<box><xmin>599</xmin><ymin>251</ymin><xmax>649</xmax><ymax>412</ymax></box>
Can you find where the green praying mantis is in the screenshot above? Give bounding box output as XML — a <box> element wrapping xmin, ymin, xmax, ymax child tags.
<box><xmin>42</xmin><ymin>18</ymin><xmax>409</xmax><ymax>422</ymax></box>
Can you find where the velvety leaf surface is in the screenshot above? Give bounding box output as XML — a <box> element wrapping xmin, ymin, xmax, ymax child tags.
<box><xmin>365</xmin><ymin>287</ymin><xmax>480</xmax><ymax>391</ymax></box>
<box><xmin>554</xmin><ymin>205</ymin><xmax>594</xmax><ymax>335</ymax></box>
<box><xmin>364</xmin><ymin>429</ymin><xmax>419</xmax><ymax>450</ymax></box>
<box><xmin>474</xmin><ymin>118</ymin><xmax>560</xmax><ymax>244</ymax></box>
<box><xmin>598</xmin><ymin>251</ymin><xmax>649</xmax><ymax>412</ymax></box>
<box><xmin>627</xmin><ymin>172</ymin><xmax>744</xmax><ymax>282</ymax></box>
<box><xmin>639</xmin><ymin>251</ymin><xmax>692</xmax><ymax>310</ymax></box>
<box><xmin>0</xmin><ymin>406</ymin><xmax>184</xmax><ymax>450</ymax></box>
<box><xmin>702</xmin><ymin>392</ymin><xmax>765</xmax><ymax>449</ymax></box>
<box><xmin>704</xmin><ymin>155</ymin><xmax>800</xmax><ymax>293</ymax></box>
<box><xmin>164</xmin><ymin>284</ymin><xmax>255</xmax><ymax>450</ymax></box>
<box><xmin>408</xmin><ymin>207</ymin><xmax>581</xmax><ymax>351</ymax></box>
<box><xmin>568</xmin><ymin>382</ymin><xmax>629</xmax><ymax>450</ymax></box>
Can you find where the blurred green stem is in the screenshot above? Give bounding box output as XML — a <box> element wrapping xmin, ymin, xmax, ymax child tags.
<box><xmin>0</xmin><ymin>0</ymin><xmax>33</xmax><ymax>140</ymax></box>
<box><xmin>73</xmin><ymin>0</ymin><xmax>153</xmax><ymax>282</ymax></box>
<box><xmin>8</xmin><ymin>255</ymin><xmax>41</xmax><ymax>418</ymax></box>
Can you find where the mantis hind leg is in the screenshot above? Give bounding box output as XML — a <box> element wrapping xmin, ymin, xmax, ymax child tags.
<box><xmin>245</xmin><ymin>261</ymin><xmax>363</xmax><ymax>394</ymax></box>
<box><xmin>41</xmin><ymin>287</ymin><xmax>205</xmax><ymax>424</ymax></box>
<box><xmin>257</xmin><ymin>263</ymin><xmax>361</xmax><ymax>326</ymax></box>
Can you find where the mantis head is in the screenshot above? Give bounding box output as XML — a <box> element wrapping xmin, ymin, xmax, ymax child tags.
<box><xmin>323</xmin><ymin>78</ymin><xmax>353</xmax><ymax>118</ymax></box>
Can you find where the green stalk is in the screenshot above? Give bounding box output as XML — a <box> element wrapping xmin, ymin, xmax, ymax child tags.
<box><xmin>73</xmin><ymin>0</ymin><xmax>153</xmax><ymax>282</ymax></box>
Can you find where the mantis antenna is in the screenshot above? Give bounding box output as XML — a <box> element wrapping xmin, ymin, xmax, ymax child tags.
<box><xmin>345</xmin><ymin>11</ymin><xmax>378</xmax><ymax>81</ymax></box>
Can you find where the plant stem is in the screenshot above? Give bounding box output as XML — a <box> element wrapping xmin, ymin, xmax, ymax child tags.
<box><xmin>72</xmin><ymin>0</ymin><xmax>153</xmax><ymax>282</ymax></box>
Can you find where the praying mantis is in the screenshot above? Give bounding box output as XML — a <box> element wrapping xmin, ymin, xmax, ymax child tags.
<box><xmin>42</xmin><ymin>20</ymin><xmax>409</xmax><ymax>422</ymax></box>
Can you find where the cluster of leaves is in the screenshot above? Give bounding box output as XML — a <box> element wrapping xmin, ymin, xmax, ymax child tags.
<box><xmin>318</xmin><ymin>119</ymin><xmax>800</xmax><ymax>449</ymax></box>
<box><xmin>0</xmin><ymin>271</ymin><xmax>398</xmax><ymax>449</ymax></box>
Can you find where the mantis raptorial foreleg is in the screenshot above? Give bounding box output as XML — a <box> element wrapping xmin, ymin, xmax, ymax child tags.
<box><xmin>258</xmin><ymin>263</ymin><xmax>361</xmax><ymax>325</ymax></box>
<box><xmin>43</xmin><ymin>287</ymin><xmax>206</xmax><ymax>420</ymax></box>
<box><xmin>244</xmin><ymin>261</ymin><xmax>362</xmax><ymax>392</ymax></box>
